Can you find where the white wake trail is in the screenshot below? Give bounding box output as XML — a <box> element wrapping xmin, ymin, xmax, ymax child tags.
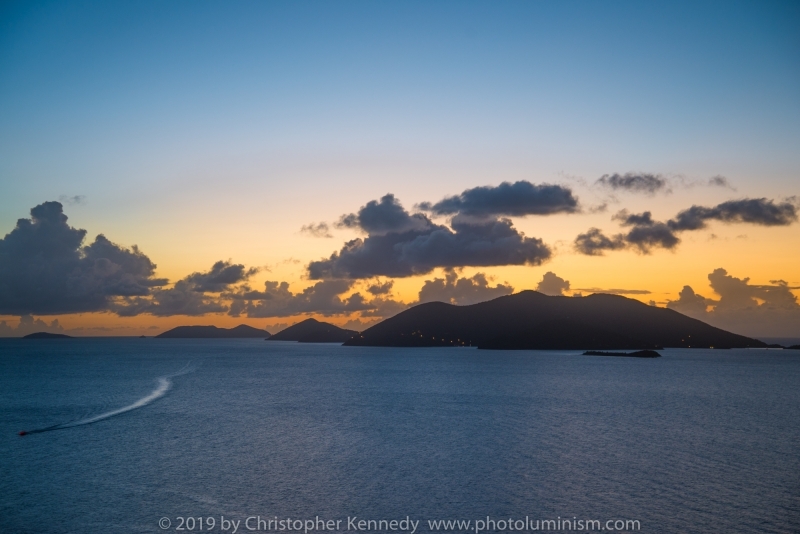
<box><xmin>56</xmin><ymin>377</ymin><xmax>172</xmax><ymax>429</ymax></box>
<box><xmin>19</xmin><ymin>363</ymin><xmax>193</xmax><ymax>436</ymax></box>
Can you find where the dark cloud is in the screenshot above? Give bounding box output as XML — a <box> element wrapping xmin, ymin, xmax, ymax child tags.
<box><xmin>0</xmin><ymin>201</ymin><xmax>167</xmax><ymax>315</ymax></box>
<box><xmin>315</xmin><ymin>191</ymin><xmax>558</xmax><ymax>278</ymax></box>
<box><xmin>309</xmin><ymin>215</ymin><xmax>551</xmax><ymax>279</ymax></box>
<box><xmin>667</xmin><ymin>268</ymin><xmax>800</xmax><ymax>337</ymax></box>
<box><xmin>0</xmin><ymin>315</ymin><xmax>65</xmax><ymax>337</ymax></box>
<box><xmin>668</xmin><ymin>198</ymin><xmax>797</xmax><ymax>231</ymax></box>
<box><xmin>536</xmin><ymin>272</ymin><xmax>570</xmax><ymax>296</ymax></box>
<box><xmin>624</xmin><ymin>221</ymin><xmax>680</xmax><ymax>252</ymax></box>
<box><xmin>610</xmin><ymin>210</ymin><xmax>681</xmax><ymax>251</ymax></box>
<box><xmin>573</xmin><ymin>228</ymin><xmax>626</xmax><ymax>256</ymax></box>
<box><xmin>596</xmin><ymin>173</ymin><xmax>668</xmax><ymax>195</ymax></box>
<box><xmin>612</xmin><ymin>209</ymin><xmax>655</xmax><ymax>226</ymax></box>
<box><xmin>575</xmin><ymin>198</ymin><xmax>797</xmax><ymax>256</ymax></box>
<box><xmin>185</xmin><ymin>261</ymin><xmax>258</xmax><ymax>292</ymax></box>
<box><xmin>228</xmin><ymin>279</ymin><xmax>374</xmax><ymax>318</ymax></box>
<box><xmin>300</xmin><ymin>222</ymin><xmax>333</xmax><ymax>238</ymax></box>
<box><xmin>419</xmin><ymin>181</ymin><xmax>579</xmax><ymax>218</ymax></box>
<box><xmin>367</xmin><ymin>280</ymin><xmax>394</xmax><ymax>295</ymax></box>
<box><xmin>336</xmin><ymin>194</ymin><xmax>430</xmax><ymax>235</ymax></box>
<box><xmin>417</xmin><ymin>271</ymin><xmax>513</xmax><ymax>305</ymax></box>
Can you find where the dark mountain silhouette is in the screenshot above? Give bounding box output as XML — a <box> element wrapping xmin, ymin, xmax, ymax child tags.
<box><xmin>787</xmin><ymin>345</ymin><xmax>800</xmax><ymax>350</ymax></box>
<box><xmin>23</xmin><ymin>332</ymin><xmax>72</xmax><ymax>339</ymax></box>
<box><xmin>344</xmin><ymin>291</ymin><xmax>766</xmax><ymax>350</ymax></box>
<box><xmin>267</xmin><ymin>318</ymin><xmax>357</xmax><ymax>343</ymax></box>
<box><xmin>156</xmin><ymin>324</ymin><xmax>270</xmax><ymax>338</ymax></box>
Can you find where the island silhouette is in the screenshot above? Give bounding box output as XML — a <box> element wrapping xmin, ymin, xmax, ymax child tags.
<box><xmin>344</xmin><ymin>291</ymin><xmax>767</xmax><ymax>350</ymax></box>
<box><xmin>267</xmin><ymin>318</ymin><xmax>358</xmax><ymax>343</ymax></box>
<box><xmin>156</xmin><ymin>324</ymin><xmax>270</xmax><ymax>338</ymax></box>
<box><xmin>22</xmin><ymin>332</ymin><xmax>72</xmax><ymax>339</ymax></box>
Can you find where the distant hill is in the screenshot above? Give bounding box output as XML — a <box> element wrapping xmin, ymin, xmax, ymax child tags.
<box><xmin>22</xmin><ymin>332</ymin><xmax>72</xmax><ymax>339</ymax></box>
<box><xmin>344</xmin><ymin>291</ymin><xmax>766</xmax><ymax>350</ymax></box>
<box><xmin>268</xmin><ymin>318</ymin><xmax>357</xmax><ymax>343</ymax></box>
<box><xmin>156</xmin><ymin>324</ymin><xmax>270</xmax><ymax>338</ymax></box>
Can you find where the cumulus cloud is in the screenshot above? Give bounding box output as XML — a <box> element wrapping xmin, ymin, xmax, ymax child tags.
<box><xmin>336</xmin><ymin>194</ymin><xmax>430</xmax><ymax>235</ymax></box>
<box><xmin>667</xmin><ymin>286</ymin><xmax>716</xmax><ymax>315</ymax></box>
<box><xmin>596</xmin><ymin>173</ymin><xmax>669</xmax><ymax>195</ymax></box>
<box><xmin>0</xmin><ymin>201</ymin><xmax>167</xmax><ymax>315</ymax></box>
<box><xmin>417</xmin><ymin>271</ymin><xmax>513</xmax><ymax>305</ymax></box>
<box><xmin>0</xmin><ymin>315</ymin><xmax>65</xmax><ymax>337</ymax></box>
<box><xmin>309</xmin><ymin>195</ymin><xmax>551</xmax><ymax>279</ymax></box>
<box><xmin>536</xmin><ymin>272</ymin><xmax>570</xmax><ymax>296</ymax></box>
<box><xmin>574</xmin><ymin>198</ymin><xmax>798</xmax><ymax>255</ymax></box>
<box><xmin>300</xmin><ymin>222</ymin><xmax>333</xmax><ymax>238</ymax></box>
<box><xmin>419</xmin><ymin>181</ymin><xmax>579</xmax><ymax>218</ymax></box>
<box><xmin>667</xmin><ymin>268</ymin><xmax>800</xmax><ymax>337</ymax></box>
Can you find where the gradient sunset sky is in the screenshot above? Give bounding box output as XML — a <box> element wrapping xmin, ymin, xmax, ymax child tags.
<box><xmin>1</xmin><ymin>1</ymin><xmax>798</xmax><ymax>338</ymax></box>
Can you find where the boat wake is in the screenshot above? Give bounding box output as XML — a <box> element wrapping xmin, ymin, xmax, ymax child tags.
<box><xmin>18</xmin><ymin>363</ymin><xmax>194</xmax><ymax>436</ymax></box>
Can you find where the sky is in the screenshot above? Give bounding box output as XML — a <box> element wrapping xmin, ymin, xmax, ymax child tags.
<box><xmin>1</xmin><ymin>0</ymin><xmax>799</xmax><ymax>338</ymax></box>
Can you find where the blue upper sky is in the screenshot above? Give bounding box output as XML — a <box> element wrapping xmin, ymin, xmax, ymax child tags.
<box><xmin>2</xmin><ymin>1</ymin><xmax>798</xmax><ymax>210</ymax></box>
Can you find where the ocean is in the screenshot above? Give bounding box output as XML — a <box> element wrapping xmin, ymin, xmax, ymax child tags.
<box><xmin>1</xmin><ymin>339</ymin><xmax>798</xmax><ymax>533</ymax></box>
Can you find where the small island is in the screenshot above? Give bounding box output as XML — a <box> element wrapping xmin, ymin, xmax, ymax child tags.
<box><xmin>583</xmin><ymin>350</ymin><xmax>661</xmax><ymax>358</ymax></box>
<box><xmin>156</xmin><ymin>324</ymin><xmax>270</xmax><ymax>338</ymax></box>
<box><xmin>23</xmin><ymin>332</ymin><xmax>73</xmax><ymax>339</ymax></box>
<box><xmin>267</xmin><ymin>318</ymin><xmax>357</xmax><ymax>343</ymax></box>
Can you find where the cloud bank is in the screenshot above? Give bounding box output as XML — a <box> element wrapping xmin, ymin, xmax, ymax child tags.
<box><xmin>309</xmin><ymin>193</ymin><xmax>552</xmax><ymax>279</ymax></box>
<box><xmin>227</xmin><ymin>279</ymin><xmax>374</xmax><ymax>318</ymax></box>
<box><xmin>115</xmin><ymin>261</ymin><xmax>256</xmax><ymax>317</ymax></box>
<box><xmin>0</xmin><ymin>315</ymin><xmax>65</xmax><ymax>337</ymax></box>
<box><xmin>575</xmin><ymin>198</ymin><xmax>798</xmax><ymax>255</ymax></box>
<box><xmin>417</xmin><ymin>271</ymin><xmax>513</xmax><ymax>305</ymax></box>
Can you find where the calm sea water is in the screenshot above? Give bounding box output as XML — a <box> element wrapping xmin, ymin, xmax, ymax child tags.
<box><xmin>0</xmin><ymin>339</ymin><xmax>798</xmax><ymax>534</ymax></box>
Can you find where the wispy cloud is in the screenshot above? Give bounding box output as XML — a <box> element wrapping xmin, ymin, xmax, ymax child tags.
<box><xmin>300</xmin><ymin>222</ymin><xmax>333</xmax><ymax>238</ymax></box>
